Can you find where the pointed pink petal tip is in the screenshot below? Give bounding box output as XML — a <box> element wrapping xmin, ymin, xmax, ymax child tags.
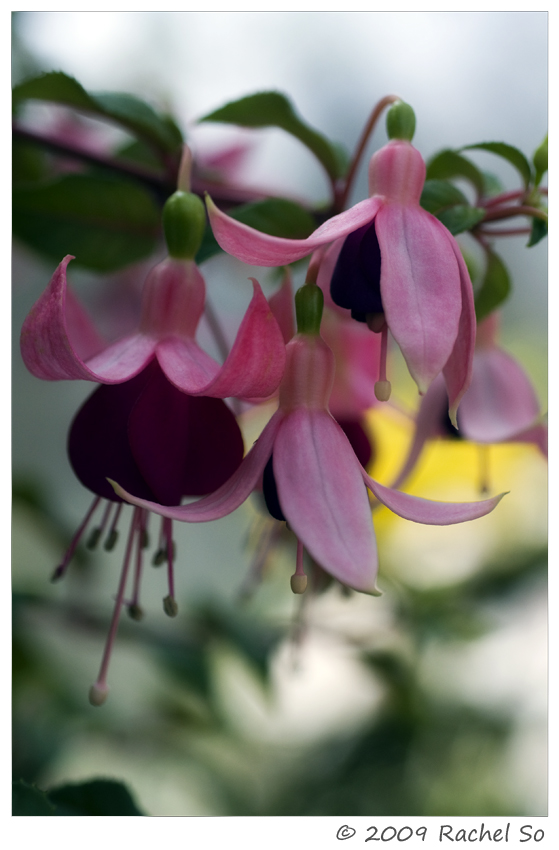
<box><xmin>206</xmin><ymin>193</ymin><xmax>383</xmax><ymax>267</ymax></box>
<box><xmin>363</xmin><ymin>469</ymin><xmax>507</xmax><ymax>525</ymax></box>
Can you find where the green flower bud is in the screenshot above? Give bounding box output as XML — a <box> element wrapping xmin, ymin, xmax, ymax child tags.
<box><xmin>295</xmin><ymin>284</ymin><xmax>324</xmax><ymax>335</ymax></box>
<box><xmin>163</xmin><ymin>191</ymin><xmax>206</xmax><ymax>259</ymax></box>
<box><xmin>386</xmin><ymin>101</ymin><xmax>416</xmax><ymax>142</ymax></box>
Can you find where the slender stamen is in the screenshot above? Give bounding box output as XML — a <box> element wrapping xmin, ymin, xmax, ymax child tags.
<box><xmin>163</xmin><ymin>517</ymin><xmax>178</xmax><ymax>617</ymax></box>
<box><xmin>374</xmin><ymin>324</ymin><xmax>391</xmax><ymax>401</ymax></box>
<box><xmin>51</xmin><ymin>496</ymin><xmax>101</xmax><ymax>582</ymax></box>
<box><xmin>89</xmin><ymin>508</ymin><xmax>140</xmax><ymax>706</ymax></box>
<box><xmin>104</xmin><ymin>502</ymin><xmax>123</xmax><ymax>551</ymax></box>
<box><xmin>152</xmin><ymin>516</ymin><xmax>167</xmax><ymax>566</ymax></box>
<box><xmin>86</xmin><ymin>500</ymin><xmax>113</xmax><ymax>550</ymax></box>
<box><xmin>128</xmin><ymin>510</ymin><xmax>146</xmax><ymax>621</ymax></box>
<box><xmin>239</xmin><ymin>519</ymin><xmax>283</xmax><ymax>600</ymax></box>
<box><xmin>290</xmin><ymin>538</ymin><xmax>308</xmax><ymax>594</ymax></box>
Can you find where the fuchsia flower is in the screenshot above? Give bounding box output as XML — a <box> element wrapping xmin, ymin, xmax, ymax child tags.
<box><xmin>390</xmin><ymin>312</ymin><xmax>547</xmax><ymax>491</ymax></box>
<box><xmin>111</xmin><ymin>285</ymin><xmax>504</xmax><ymax>597</ymax></box>
<box><xmin>19</xmin><ymin>196</ymin><xmax>286</xmax><ymax>703</ymax></box>
<box><xmin>206</xmin><ymin>135</ymin><xmax>475</xmax><ymax>424</ymax></box>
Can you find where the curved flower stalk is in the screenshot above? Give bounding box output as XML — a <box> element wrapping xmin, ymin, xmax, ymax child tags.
<box><xmin>390</xmin><ymin>312</ymin><xmax>547</xmax><ymax>492</ymax></box>
<box><xmin>111</xmin><ymin>284</ymin><xmax>505</xmax><ymax>597</ymax></box>
<box><xmin>206</xmin><ymin>104</ymin><xmax>475</xmax><ymax>424</ymax></box>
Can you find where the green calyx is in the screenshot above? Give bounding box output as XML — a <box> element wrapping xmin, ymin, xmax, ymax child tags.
<box><xmin>295</xmin><ymin>283</ymin><xmax>323</xmax><ymax>335</ymax></box>
<box><xmin>386</xmin><ymin>101</ymin><xmax>416</xmax><ymax>142</ymax></box>
<box><xmin>163</xmin><ymin>191</ymin><xmax>206</xmax><ymax>259</ymax></box>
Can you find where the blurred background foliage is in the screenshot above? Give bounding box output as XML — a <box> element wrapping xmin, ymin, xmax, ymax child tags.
<box><xmin>12</xmin><ymin>12</ymin><xmax>547</xmax><ymax>816</ymax></box>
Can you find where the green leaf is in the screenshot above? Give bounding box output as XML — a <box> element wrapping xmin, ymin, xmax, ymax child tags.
<box><xmin>462</xmin><ymin>142</ymin><xmax>532</xmax><ymax>189</ymax></box>
<box><xmin>527</xmin><ymin>216</ymin><xmax>548</xmax><ymax>247</ymax></box>
<box><xmin>420</xmin><ymin>179</ymin><xmax>468</xmax><ymax>214</ymax></box>
<box><xmin>13</xmin><ymin>71</ymin><xmax>183</xmax><ymax>156</ymax></box>
<box><xmin>13</xmin><ymin>172</ymin><xmax>161</xmax><ymax>271</ymax></box>
<box><xmin>474</xmin><ymin>249</ymin><xmax>511</xmax><ymax>321</ymax></box>
<box><xmin>48</xmin><ymin>779</ymin><xmax>145</xmax><ymax>816</ymax></box>
<box><xmin>13</xmin><ymin>780</ymin><xmax>55</xmax><ymax>816</ymax></box>
<box><xmin>196</xmin><ymin>197</ymin><xmax>316</xmax><ymax>264</ymax></box>
<box><xmin>200</xmin><ymin>91</ymin><xmax>346</xmax><ymax>181</ymax></box>
<box><xmin>426</xmin><ymin>149</ymin><xmax>485</xmax><ymax>195</ymax></box>
<box><xmin>436</xmin><ymin>204</ymin><xmax>486</xmax><ymax>236</ymax></box>
<box><xmin>533</xmin><ymin>134</ymin><xmax>548</xmax><ymax>186</ymax></box>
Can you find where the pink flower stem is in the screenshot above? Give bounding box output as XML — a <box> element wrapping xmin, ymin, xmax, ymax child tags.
<box><xmin>478</xmin><ymin>227</ymin><xmax>532</xmax><ymax>237</ymax></box>
<box><xmin>379</xmin><ymin>325</ymin><xmax>389</xmax><ymax>383</ymax></box>
<box><xmin>52</xmin><ymin>496</ymin><xmax>101</xmax><ymax>581</ymax></box>
<box><xmin>93</xmin><ymin>507</ymin><xmax>139</xmax><ymax>691</ymax></box>
<box><xmin>482</xmin><ymin>204</ymin><xmax>548</xmax><ymax>223</ymax></box>
<box><xmin>130</xmin><ymin>512</ymin><xmax>146</xmax><ymax>609</ymax></box>
<box><xmin>336</xmin><ymin>94</ymin><xmax>400</xmax><ymax>212</ymax></box>
<box><xmin>104</xmin><ymin>502</ymin><xmax>123</xmax><ymax>551</ymax></box>
<box><xmin>165</xmin><ymin>517</ymin><xmax>176</xmax><ymax>600</ymax></box>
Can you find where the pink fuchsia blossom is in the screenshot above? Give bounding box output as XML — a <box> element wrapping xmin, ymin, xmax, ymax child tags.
<box><xmin>20</xmin><ymin>254</ymin><xmax>286</xmax><ymax>400</ymax></box>
<box><xmin>111</xmin><ymin>286</ymin><xmax>504</xmax><ymax>596</ymax></box>
<box><xmin>390</xmin><ymin>312</ymin><xmax>547</xmax><ymax>491</ymax></box>
<box><xmin>206</xmin><ymin>138</ymin><xmax>476</xmax><ymax>424</ymax></box>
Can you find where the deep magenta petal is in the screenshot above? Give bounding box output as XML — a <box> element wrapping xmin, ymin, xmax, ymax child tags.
<box><xmin>207</xmin><ymin>195</ymin><xmax>383</xmax><ymax>266</ymax></box>
<box><xmin>110</xmin><ymin>411</ymin><xmax>285</xmax><ymax>521</ymax></box>
<box><xmin>128</xmin><ymin>363</ymin><xmax>244</xmax><ymax>505</ymax></box>
<box><xmin>330</xmin><ymin>222</ymin><xmax>383</xmax><ymax>321</ymax></box>
<box><xmin>68</xmin><ymin>366</ymin><xmax>158</xmax><ymax>502</ymax></box>
<box><xmin>273</xmin><ymin>409</ymin><xmax>379</xmax><ymax>593</ymax></box>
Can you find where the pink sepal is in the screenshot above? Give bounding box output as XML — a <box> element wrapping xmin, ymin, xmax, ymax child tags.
<box><xmin>375</xmin><ymin>205</ymin><xmax>462</xmax><ymax>395</ymax></box>
<box><xmin>274</xmin><ymin>409</ymin><xmax>379</xmax><ymax>593</ymax></box>
<box><xmin>363</xmin><ymin>469</ymin><xmax>507</xmax><ymax>525</ymax></box>
<box><xmin>442</xmin><ymin>235</ymin><xmax>476</xmax><ymax>426</ymax></box>
<box><xmin>459</xmin><ymin>347</ymin><xmax>542</xmax><ymax>443</ymax></box>
<box><xmin>20</xmin><ymin>255</ymin><xmax>157</xmax><ymax>383</ymax></box>
<box><xmin>109</xmin><ymin>411</ymin><xmax>284</xmax><ymax>520</ymax></box>
<box><xmin>206</xmin><ymin>194</ymin><xmax>383</xmax><ymax>266</ymax></box>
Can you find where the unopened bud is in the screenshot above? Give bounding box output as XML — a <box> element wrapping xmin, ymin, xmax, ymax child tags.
<box><xmin>163</xmin><ymin>595</ymin><xmax>179</xmax><ymax>617</ymax></box>
<box><xmin>386</xmin><ymin>101</ymin><xmax>416</xmax><ymax>142</ymax></box>
<box><xmin>89</xmin><ymin>682</ymin><xmax>109</xmax><ymax>707</ymax></box>
<box><xmin>163</xmin><ymin>191</ymin><xmax>206</xmax><ymax>260</ymax></box>
<box><xmin>290</xmin><ymin>574</ymin><xmax>308</xmax><ymax>594</ymax></box>
<box><xmin>374</xmin><ymin>380</ymin><xmax>392</xmax><ymax>401</ymax></box>
<box><xmin>127</xmin><ymin>604</ymin><xmax>144</xmax><ymax>622</ymax></box>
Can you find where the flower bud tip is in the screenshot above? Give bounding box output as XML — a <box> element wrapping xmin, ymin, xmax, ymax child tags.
<box><xmin>290</xmin><ymin>574</ymin><xmax>308</xmax><ymax>594</ymax></box>
<box><xmin>163</xmin><ymin>595</ymin><xmax>179</xmax><ymax>617</ymax></box>
<box><xmin>374</xmin><ymin>380</ymin><xmax>391</xmax><ymax>402</ymax></box>
<box><xmin>89</xmin><ymin>682</ymin><xmax>109</xmax><ymax>707</ymax></box>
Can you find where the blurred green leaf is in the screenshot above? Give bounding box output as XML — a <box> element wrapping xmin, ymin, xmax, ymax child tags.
<box><xmin>533</xmin><ymin>135</ymin><xmax>548</xmax><ymax>186</ymax></box>
<box><xmin>436</xmin><ymin>204</ymin><xmax>486</xmax><ymax>235</ymax></box>
<box><xmin>426</xmin><ymin>149</ymin><xmax>485</xmax><ymax>195</ymax></box>
<box><xmin>13</xmin><ymin>71</ymin><xmax>183</xmax><ymax>156</ymax></box>
<box><xmin>474</xmin><ymin>248</ymin><xmax>511</xmax><ymax>321</ymax></box>
<box><xmin>527</xmin><ymin>216</ymin><xmax>548</xmax><ymax>248</ymax></box>
<box><xmin>13</xmin><ymin>172</ymin><xmax>161</xmax><ymax>271</ymax></box>
<box><xmin>462</xmin><ymin>142</ymin><xmax>532</xmax><ymax>189</ymax></box>
<box><xmin>48</xmin><ymin>779</ymin><xmax>145</xmax><ymax>815</ymax></box>
<box><xmin>12</xmin><ymin>780</ymin><xmax>55</xmax><ymax>815</ymax></box>
<box><xmin>420</xmin><ymin>179</ymin><xmax>468</xmax><ymax>214</ymax></box>
<box><xmin>201</xmin><ymin>91</ymin><xmax>346</xmax><ymax>180</ymax></box>
<box><xmin>196</xmin><ymin>196</ymin><xmax>316</xmax><ymax>264</ymax></box>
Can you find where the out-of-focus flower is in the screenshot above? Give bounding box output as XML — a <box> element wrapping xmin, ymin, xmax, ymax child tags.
<box><xmin>390</xmin><ymin>312</ymin><xmax>547</xmax><ymax>491</ymax></box>
<box><xmin>112</xmin><ymin>285</ymin><xmax>504</xmax><ymax>598</ymax></box>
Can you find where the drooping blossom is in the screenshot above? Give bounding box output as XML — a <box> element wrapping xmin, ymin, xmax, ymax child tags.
<box><xmin>19</xmin><ymin>174</ymin><xmax>287</xmax><ymax>704</ymax></box>
<box><xmin>390</xmin><ymin>312</ymin><xmax>547</xmax><ymax>492</ymax></box>
<box><xmin>111</xmin><ymin>284</ymin><xmax>504</xmax><ymax>597</ymax></box>
<box><xmin>205</xmin><ymin>125</ymin><xmax>475</xmax><ymax>424</ymax></box>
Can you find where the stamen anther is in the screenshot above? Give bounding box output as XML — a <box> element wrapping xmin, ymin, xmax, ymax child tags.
<box><xmin>89</xmin><ymin>682</ymin><xmax>109</xmax><ymax>706</ymax></box>
<box><xmin>163</xmin><ymin>595</ymin><xmax>178</xmax><ymax>617</ymax></box>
